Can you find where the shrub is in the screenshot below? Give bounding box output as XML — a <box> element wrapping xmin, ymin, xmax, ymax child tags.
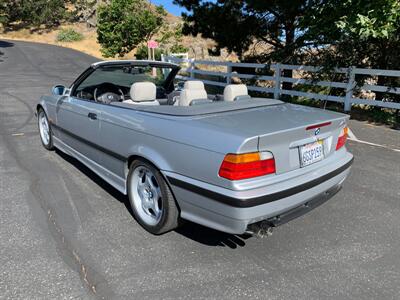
<box><xmin>170</xmin><ymin>44</ymin><xmax>188</xmax><ymax>53</ymax></box>
<box><xmin>56</xmin><ymin>28</ymin><xmax>84</xmax><ymax>42</ymax></box>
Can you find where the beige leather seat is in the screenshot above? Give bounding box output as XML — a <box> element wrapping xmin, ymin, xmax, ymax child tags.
<box><xmin>223</xmin><ymin>84</ymin><xmax>249</xmax><ymax>101</ymax></box>
<box><xmin>123</xmin><ymin>82</ymin><xmax>160</xmax><ymax>106</ymax></box>
<box><xmin>177</xmin><ymin>81</ymin><xmax>208</xmax><ymax>106</ymax></box>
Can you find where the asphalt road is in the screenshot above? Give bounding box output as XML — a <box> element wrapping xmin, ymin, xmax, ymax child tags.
<box><xmin>1</xmin><ymin>40</ymin><xmax>400</xmax><ymax>300</ymax></box>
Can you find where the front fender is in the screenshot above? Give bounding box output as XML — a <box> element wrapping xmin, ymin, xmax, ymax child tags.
<box><xmin>37</xmin><ymin>95</ymin><xmax>59</xmax><ymax>126</ymax></box>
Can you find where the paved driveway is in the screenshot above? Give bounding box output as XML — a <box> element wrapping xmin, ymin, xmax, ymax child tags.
<box><xmin>1</xmin><ymin>40</ymin><xmax>399</xmax><ymax>299</ymax></box>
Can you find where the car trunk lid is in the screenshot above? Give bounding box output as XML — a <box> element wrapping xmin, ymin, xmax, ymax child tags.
<box><xmin>197</xmin><ymin>103</ymin><xmax>349</xmax><ymax>174</ymax></box>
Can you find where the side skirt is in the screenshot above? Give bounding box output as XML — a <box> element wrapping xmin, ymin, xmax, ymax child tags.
<box><xmin>53</xmin><ymin>136</ymin><xmax>127</xmax><ymax>194</ymax></box>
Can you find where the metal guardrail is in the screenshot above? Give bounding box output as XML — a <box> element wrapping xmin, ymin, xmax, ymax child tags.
<box><xmin>161</xmin><ymin>55</ymin><xmax>400</xmax><ymax>111</ymax></box>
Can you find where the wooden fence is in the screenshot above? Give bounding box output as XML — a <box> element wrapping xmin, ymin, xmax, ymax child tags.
<box><xmin>161</xmin><ymin>55</ymin><xmax>400</xmax><ymax>111</ymax></box>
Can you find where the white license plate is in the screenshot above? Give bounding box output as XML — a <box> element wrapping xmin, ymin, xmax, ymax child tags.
<box><xmin>300</xmin><ymin>141</ymin><xmax>324</xmax><ymax>167</ymax></box>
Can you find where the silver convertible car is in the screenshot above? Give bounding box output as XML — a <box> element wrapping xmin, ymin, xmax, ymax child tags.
<box><xmin>36</xmin><ymin>60</ymin><xmax>353</xmax><ymax>236</ymax></box>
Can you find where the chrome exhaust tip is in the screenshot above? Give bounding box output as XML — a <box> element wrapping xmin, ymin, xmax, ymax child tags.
<box><xmin>246</xmin><ymin>221</ymin><xmax>273</xmax><ymax>238</ymax></box>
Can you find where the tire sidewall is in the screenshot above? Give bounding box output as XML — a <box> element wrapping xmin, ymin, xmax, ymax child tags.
<box><xmin>37</xmin><ymin>108</ymin><xmax>53</xmax><ymax>150</ymax></box>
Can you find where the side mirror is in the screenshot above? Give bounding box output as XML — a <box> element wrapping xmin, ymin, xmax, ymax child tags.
<box><xmin>51</xmin><ymin>85</ymin><xmax>66</xmax><ymax>96</ymax></box>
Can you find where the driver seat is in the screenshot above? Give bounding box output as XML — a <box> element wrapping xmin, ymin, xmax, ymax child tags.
<box><xmin>123</xmin><ymin>82</ymin><xmax>160</xmax><ymax>106</ymax></box>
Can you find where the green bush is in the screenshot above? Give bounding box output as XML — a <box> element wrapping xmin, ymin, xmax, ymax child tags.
<box><xmin>170</xmin><ymin>44</ymin><xmax>188</xmax><ymax>53</ymax></box>
<box><xmin>56</xmin><ymin>28</ymin><xmax>84</xmax><ymax>42</ymax></box>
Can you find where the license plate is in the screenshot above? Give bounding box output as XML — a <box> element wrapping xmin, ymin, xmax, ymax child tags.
<box><xmin>300</xmin><ymin>140</ymin><xmax>324</xmax><ymax>167</ymax></box>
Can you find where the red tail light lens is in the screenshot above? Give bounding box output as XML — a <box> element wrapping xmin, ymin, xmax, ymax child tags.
<box><xmin>336</xmin><ymin>126</ymin><xmax>349</xmax><ymax>150</ymax></box>
<box><xmin>219</xmin><ymin>152</ymin><xmax>276</xmax><ymax>180</ymax></box>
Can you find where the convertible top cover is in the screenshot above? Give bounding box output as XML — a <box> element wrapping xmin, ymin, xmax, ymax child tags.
<box><xmin>110</xmin><ymin>98</ymin><xmax>284</xmax><ymax>116</ymax></box>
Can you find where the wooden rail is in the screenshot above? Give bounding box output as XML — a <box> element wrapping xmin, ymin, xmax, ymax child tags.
<box><xmin>161</xmin><ymin>55</ymin><xmax>400</xmax><ymax>111</ymax></box>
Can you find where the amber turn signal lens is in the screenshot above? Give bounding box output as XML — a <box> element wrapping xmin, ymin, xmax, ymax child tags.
<box><xmin>336</xmin><ymin>126</ymin><xmax>348</xmax><ymax>150</ymax></box>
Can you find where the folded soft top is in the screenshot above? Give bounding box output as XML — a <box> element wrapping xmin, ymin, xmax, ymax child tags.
<box><xmin>111</xmin><ymin>98</ymin><xmax>284</xmax><ymax>116</ymax></box>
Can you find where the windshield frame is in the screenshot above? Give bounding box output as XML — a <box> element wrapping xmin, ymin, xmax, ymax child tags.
<box><xmin>70</xmin><ymin>61</ymin><xmax>180</xmax><ymax>97</ymax></box>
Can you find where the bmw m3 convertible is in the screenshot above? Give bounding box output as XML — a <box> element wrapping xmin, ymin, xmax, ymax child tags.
<box><xmin>36</xmin><ymin>60</ymin><xmax>353</xmax><ymax>236</ymax></box>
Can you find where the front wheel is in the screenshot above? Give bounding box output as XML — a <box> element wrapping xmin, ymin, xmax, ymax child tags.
<box><xmin>37</xmin><ymin>108</ymin><xmax>54</xmax><ymax>150</ymax></box>
<box><xmin>127</xmin><ymin>160</ymin><xmax>180</xmax><ymax>234</ymax></box>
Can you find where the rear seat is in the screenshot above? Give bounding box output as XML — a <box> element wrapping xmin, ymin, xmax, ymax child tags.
<box><xmin>175</xmin><ymin>81</ymin><xmax>208</xmax><ymax>106</ymax></box>
<box><xmin>223</xmin><ymin>84</ymin><xmax>250</xmax><ymax>101</ymax></box>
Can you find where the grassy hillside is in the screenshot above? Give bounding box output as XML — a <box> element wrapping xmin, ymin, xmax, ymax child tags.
<box><xmin>0</xmin><ymin>23</ymin><xmax>104</xmax><ymax>58</ymax></box>
<box><xmin>0</xmin><ymin>9</ymin><xmax>229</xmax><ymax>61</ymax></box>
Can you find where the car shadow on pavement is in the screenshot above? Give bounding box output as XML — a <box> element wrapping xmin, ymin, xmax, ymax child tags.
<box><xmin>55</xmin><ymin>150</ymin><xmax>133</xmax><ymax>215</ymax></box>
<box><xmin>0</xmin><ymin>40</ymin><xmax>14</xmax><ymax>62</ymax></box>
<box><xmin>56</xmin><ymin>149</ymin><xmax>254</xmax><ymax>248</ymax></box>
<box><xmin>176</xmin><ymin>222</ymin><xmax>253</xmax><ymax>248</ymax></box>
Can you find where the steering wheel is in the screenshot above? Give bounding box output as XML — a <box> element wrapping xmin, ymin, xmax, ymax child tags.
<box><xmin>93</xmin><ymin>82</ymin><xmax>125</xmax><ymax>103</ymax></box>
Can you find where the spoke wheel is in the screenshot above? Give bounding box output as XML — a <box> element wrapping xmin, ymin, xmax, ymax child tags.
<box><xmin>131</xmin><ymin>166</ymin><xmax>163</xmax><ymax>225</ymax></box>
<box><xmin>128</xmin><ymin>160</ymin><xmax>180</xmax><ymax>234</ymax></box>
<box><xmin>37</xmin><ymin>108</ymin><xmax>54</xmax><ymax>150</ymax></box>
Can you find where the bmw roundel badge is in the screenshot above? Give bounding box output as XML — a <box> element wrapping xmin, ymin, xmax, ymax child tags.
<box><xmin>314</xmin><ymin>128</ymin><xmax>320</xmax><ymax>135</ymax></box>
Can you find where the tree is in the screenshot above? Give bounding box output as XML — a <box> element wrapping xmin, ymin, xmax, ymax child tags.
<box><xmin>314</xmin><ymin>0</ymin><xmax>400</xmax><ymax>123</ymax></box>
<box><xmin>173</xmin><ymin>0</ymin><xmax>330</xmax><ymax>89</ymax></box>
<box><xmin>21</xmin><ymin>0</ymin><xmax>66</xmax><ymax>27</ymax></box>
<box><xmin>0</xmin><ymin>0</ymin><xmax>71</xmax><ymax>29</ymax></box>
<box><xmin>157</xmin><ymin>23</ymin><xmax>188</xmax><ymax>54</ymax></box>
<box><xmin>96</xmin><ymin>0</ymin><xmax>166</xmax><ymax>57</ymax></box>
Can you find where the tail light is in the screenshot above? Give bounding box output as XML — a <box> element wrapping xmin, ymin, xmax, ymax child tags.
<box><xmin>219</xmin><ymin>152</ymin><xmax>276</xmax><ymax>180</ymax></box>
<box><xmin>336</xmin><ymin>126</ymin><xmax>348</xmax><ymax>150</ymax></box>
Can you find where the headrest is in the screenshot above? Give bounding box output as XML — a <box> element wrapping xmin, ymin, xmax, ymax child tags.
<box><xmin>223</xmin><ymin>84</ymin><xmax>248</xmax><ymax>101</ymax></box>
<box><xmin>130</xmin><ymin>82</ymin><xmax>157</xmax><ymax>102</ymax></box>
<box><xmin>179</xmin><ymin>89</ymin><xmax>208</xmax><ymax>106</ymax></box>
<box><xmin>183</xmin><ymin>80</ymin><xmax>205</xmax><ymax>90</ymax></box>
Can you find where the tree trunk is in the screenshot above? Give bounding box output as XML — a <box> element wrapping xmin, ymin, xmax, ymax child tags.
<box><xmin>282</xmin><ymin>24</ymin><xmax>295</xmax><ymax>91</ymax></box>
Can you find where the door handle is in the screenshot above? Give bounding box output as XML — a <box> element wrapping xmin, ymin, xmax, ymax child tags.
<box><xmin>88</xmin><ymin>112</ymin><xmax>97</xmax><ymax>120</ymax></box>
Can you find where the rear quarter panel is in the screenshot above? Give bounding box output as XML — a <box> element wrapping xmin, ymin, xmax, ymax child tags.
<box><xmin>98</xmin><ymin>105</ymin><xmax>255</xmax><ymax>187</ymax></box>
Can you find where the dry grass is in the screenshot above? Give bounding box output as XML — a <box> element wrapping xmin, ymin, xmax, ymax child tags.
<box><xmin>0</xmin><ymin>23</ymin><xmax>134</xmax><ymax>59</ymax></box>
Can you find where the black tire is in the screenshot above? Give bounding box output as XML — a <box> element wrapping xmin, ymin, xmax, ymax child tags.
<box><xmin>37</xmin><ymin>108</ymin><xmax>54</xmax><ymax>150</ymax></box>
<box><xmin>127</xmin><ymin>159</ymin><xmax>180</xmax><ymax>234</ymax></box>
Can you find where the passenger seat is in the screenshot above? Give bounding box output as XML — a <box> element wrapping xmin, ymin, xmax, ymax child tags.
<box><xmin>123</xmin><ymin>82</ymin><xmax>160</xmax><ymax>106</ymax></box>
<box><xmin>223</xmin><ymin>84</ymin><xmax>249</xmax><ymax>101</ymax></box>
<box><xmin>176</xmin><ymin>81</ymin><xmax>208</xmax><ymax>106</ymax></box>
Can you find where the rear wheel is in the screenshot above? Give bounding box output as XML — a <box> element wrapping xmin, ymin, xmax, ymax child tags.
<box><xmin>127</xmin><ymin>159</ymin><xmax>180</xmax><ymax>234</ymax></box>
<box><xmin>37</xmin><ymin>108</ymin><xmax>54</xmax><ymax>150</ymax></box>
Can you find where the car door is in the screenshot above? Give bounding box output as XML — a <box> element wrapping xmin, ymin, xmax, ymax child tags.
<box><xmin>56</xmin><ymin>95</ymin><xmax>102</xmax><ymax>164</ymax></box>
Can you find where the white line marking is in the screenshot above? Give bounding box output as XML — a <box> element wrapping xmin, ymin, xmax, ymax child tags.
<box><xmin>348</xmin><ymin>138</ymin><xmax>400</xmax><ymax>152</ymax></box>
<box><xmin>348</xmin><ymin>127</ymin><xmax>400</xmax><ymax>152</ymax></box>
<box><xmin>347</xmin><ymin>128</ymin><xmax>358</xmax><ymax>141</ymax></box>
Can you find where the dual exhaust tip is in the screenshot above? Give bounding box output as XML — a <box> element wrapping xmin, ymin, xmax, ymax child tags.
<box><xmin>246</xmin><ymin>221</ymin><xmax>274</xmax><ymax>238</ymax></box>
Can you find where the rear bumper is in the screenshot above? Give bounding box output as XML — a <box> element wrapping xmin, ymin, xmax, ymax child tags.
<box><xmin>266</xmin><ymin>182</ymin><xmax>342</xmax><ymax>227</ymax></box>
<box><xmin>164</xmin><ymin>153</ymin><xmax>353</xmax><ymax>234</ymax></box>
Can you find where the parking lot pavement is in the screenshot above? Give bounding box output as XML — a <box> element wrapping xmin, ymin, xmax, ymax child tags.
<box><xmin>348</xmin><ymin>119</ymin><xmax>400</xmax><ymax>150</ymax></box>
<box><xmin>1</xmin><ymin>40</ymin><xmax>400</xmax><ymax>299</ymax></box>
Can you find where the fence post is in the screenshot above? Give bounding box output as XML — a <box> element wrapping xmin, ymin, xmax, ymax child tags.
<box><xmin>345</xmin><ymin>66</ymin><xmax>355</xmax><ymax>112</ymax></box>
<box><xmin>189</xmin><ymin>58</ymin><xmax>195</xmax><ymax>79</ymax></box>
<box><xmin>226</xmin><ymin>63</ymin><xmax>232</xmax><ymax>84</ymax></box>
<box><xmin>273</xmin><ymin>63</ymin><xmax>281</xmax><ymax>99</ymax></box>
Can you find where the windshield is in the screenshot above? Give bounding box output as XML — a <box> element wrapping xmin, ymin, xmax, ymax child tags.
<box><xmin>78</xmin><ymin>65</ymin><xmax>173</xmax><ymax>90</ymax></box>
